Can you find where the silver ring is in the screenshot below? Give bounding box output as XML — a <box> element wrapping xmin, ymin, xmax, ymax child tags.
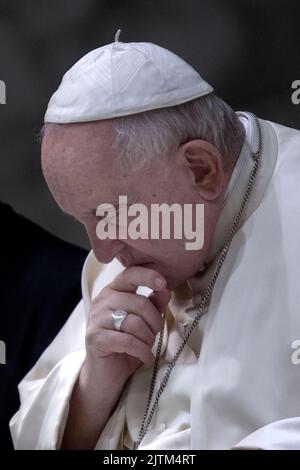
<box><xmin>111</xmin><ymin>309</ymin><xmax>128</xmax><ymax>331</ymax></box>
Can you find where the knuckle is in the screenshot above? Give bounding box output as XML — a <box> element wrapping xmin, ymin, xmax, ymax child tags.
<box><xmin>95</xmin><ymin>285</ymin><xmax>111</xmax><ymax>301</ymax></box>
<box><xmin>155</xmin><ymin>323</ymin><xmax>163</xmax><ymax>336</ymax></box>
<box><xmin>131</xmin><ymin>315</ymin><xmax>144</xmax><ymax>331</ymax></box>
<box><xmin>143</xmin><ymin>347</ymin><xmax>153</xmax><ymax>363</ymax></box>
<box><xmin>88</xmin><ymin>304</ymin><xmax>105</xmax><ymax>321</ymax></box>
<box><xmin>85</xmin><ymin>329</ymin><xmax>99</xmax><ymax>349</ymax></box>
<box><xmin>137</xmin><ymin>295</ymin><xmax>148</xmax><ymax>311</ymax></box>
<box><xmin>123</xmin><ymin>334</ymin><xmax>135</xmax><ymax>349</ymax></box>
<box><xmin>148</xmin><ymin>269</ymin><xmax>164</xmax><ymax>285</ymax></box>
<box><xmin>112</xmin><ymin>270</ymin><xmax>126</xmax><ymax>285</ymax></box>
<box><xmin>127</xmin><ymin>266</ymin><xmax>159</xmax><ymax>282</ymax></box>
<box><xmin>88</xmin><ymin>307</ymin><xmax>98</xmax><ymax>319</ymax></box>
<box><xmin>152</xmin><ymin>316</ymin><xmax>163</xmax><ymax>333</ymax></box>
<box><xmin>149</xmin><ymin>333</ymin><xmax>156</xmax><ymax>346</ymax></box>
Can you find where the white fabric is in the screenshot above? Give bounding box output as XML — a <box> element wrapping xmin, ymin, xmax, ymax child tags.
<box><xmin>224</xmin><ymin>114</ymin><xmax>252</xmax><ymax>199</ymax></box>
<box><xmin>44</xmin><ymin>41</ymin><xmax>213</xmax><ymax>124</ymax></box>
<box><xmin>121</xmin><ymin>113</ymin><xmax>255</xmax><ymax>450</ymax></box>
<box><xmin>10</xmin><ymin>114</ymin><xmax>300</xmax><ymax>449</ymax></box>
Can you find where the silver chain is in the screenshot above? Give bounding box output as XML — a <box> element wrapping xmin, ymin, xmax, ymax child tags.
<box><xmin>133</xmin><ymin>113</ymin><xmax>263</xmax><ymax>449</ymax></box>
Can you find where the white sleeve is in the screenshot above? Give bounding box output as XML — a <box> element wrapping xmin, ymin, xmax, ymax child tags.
<box><xmin>10</xmin><ymin>254</ymin><xmax>142</xmax><ymax>450</ymax></box>
<box><xmin>10</xmin><ymin>299</ymin><xmax>86</xmax><ymax>450</ymax></box>
<box><xmin>232</xmin><ymin>418</ymin><xmax>300</xmax><ymax>450</ymax></box>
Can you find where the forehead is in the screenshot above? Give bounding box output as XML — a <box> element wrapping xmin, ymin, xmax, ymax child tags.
<box><xmin>42</xmin><ymin>120</ymin><xmax>114</xmax><ymax>183</ymax></box>
<box><xmin>42</xmin><ymin>120</ymin><xmax>113</xmax><ymax>172</ymax></box>
<box><xmin>41</xmin><ymin>121</ymin><xmax>140</xmax><ymax>215</ymax></box>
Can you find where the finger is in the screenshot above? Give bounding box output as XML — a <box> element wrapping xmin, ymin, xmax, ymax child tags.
<box><xmin>149</xmin><ymin>288</ymin><xmax>171</xmax><ymax>314</ymax></box>
<box><xmin>95</xmin><ymin>330</ymin><xmax>154</xmax><ymax>364</ymax></box>
<box><xmin>109</xmin><ymin>266</ymin><xmax>166</xmax><ymax>293</ymax></box>
<box><xmin>89</xmin><ymin>311</ymin><xmax>156</xmax><ymax>346</ymax></box>
<box><xmin>118</xmin><ymin>314</ymin><xmax>155</xmax><ymax>347</ymax></box>
<box><xmin>91</xmin><ymin>291</ymin><xmax>164</xmax><ymax>334</ymax></box>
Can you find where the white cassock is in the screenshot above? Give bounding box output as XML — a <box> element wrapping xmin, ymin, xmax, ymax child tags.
<box><xmin>10</xmin><ymin>112</ymin><xmax>300</xmax><ymax>450</ymax></box>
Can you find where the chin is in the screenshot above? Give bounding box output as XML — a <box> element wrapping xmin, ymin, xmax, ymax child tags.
<box><xmin>165</xmin><ymin>278</ymin><xmax>181</xmax><ymax>291</ymax></box>
<box><xmin>152</xmin><ymin>268</ymin><xmax>179</xmax><ymax>291</ymax></box>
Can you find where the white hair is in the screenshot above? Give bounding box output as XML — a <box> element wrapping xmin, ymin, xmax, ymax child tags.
<box><xmin>111</xmin><ymin>93</ymin><xmax>245</xmax><ymax>171</ymax></box>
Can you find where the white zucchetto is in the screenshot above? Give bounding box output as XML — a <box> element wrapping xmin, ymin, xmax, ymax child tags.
<box><xmin>44</xmin><ymin>33</ymin><xmax>213</xmax><ymax>123</ymax></box>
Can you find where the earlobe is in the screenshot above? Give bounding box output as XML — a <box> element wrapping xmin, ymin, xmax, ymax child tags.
<box><xmin>182</xmin><ymin>139</ymin><xmax>225</xmax><ymax>201</ymax></box>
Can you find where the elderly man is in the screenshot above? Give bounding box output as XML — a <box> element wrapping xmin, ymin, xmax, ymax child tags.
<box><xmin>10</xmin><ymin>36</ymin><xmax>300</xmax><ymax>450</ymax></box>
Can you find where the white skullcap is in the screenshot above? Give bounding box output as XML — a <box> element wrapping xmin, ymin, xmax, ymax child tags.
<box><xmin>44</xmin><ymin>32</ymin><xmax>213</xmax><ymax>123</ymax></box>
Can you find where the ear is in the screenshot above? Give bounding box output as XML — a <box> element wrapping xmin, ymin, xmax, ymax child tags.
<box><xmin>179</xmin><ymin>139</ymin><xmax>226</xmax><ymax>201</ymax></box>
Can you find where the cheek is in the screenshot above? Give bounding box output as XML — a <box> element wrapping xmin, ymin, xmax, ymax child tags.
<box><xmin>84</xmin><ymin>219</ymin><xmax>100</xmax><ymax>244</ymax></box>
<box><xmin>85</xmin><ymin>225</ymin><xmax>96</xmax><ymax>245</ymax></box>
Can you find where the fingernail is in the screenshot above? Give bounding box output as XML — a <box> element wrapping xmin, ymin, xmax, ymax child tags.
<box><xmin>155</xmin><ymin>278</ymin><xmax>165</xmax><ymax>289</ymax></box>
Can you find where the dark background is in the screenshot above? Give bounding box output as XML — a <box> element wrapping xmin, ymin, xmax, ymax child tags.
<box><xmin>0</xmin><ymin>0</ymin><xmax>299</xmax><ymax>249</ymax></box>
